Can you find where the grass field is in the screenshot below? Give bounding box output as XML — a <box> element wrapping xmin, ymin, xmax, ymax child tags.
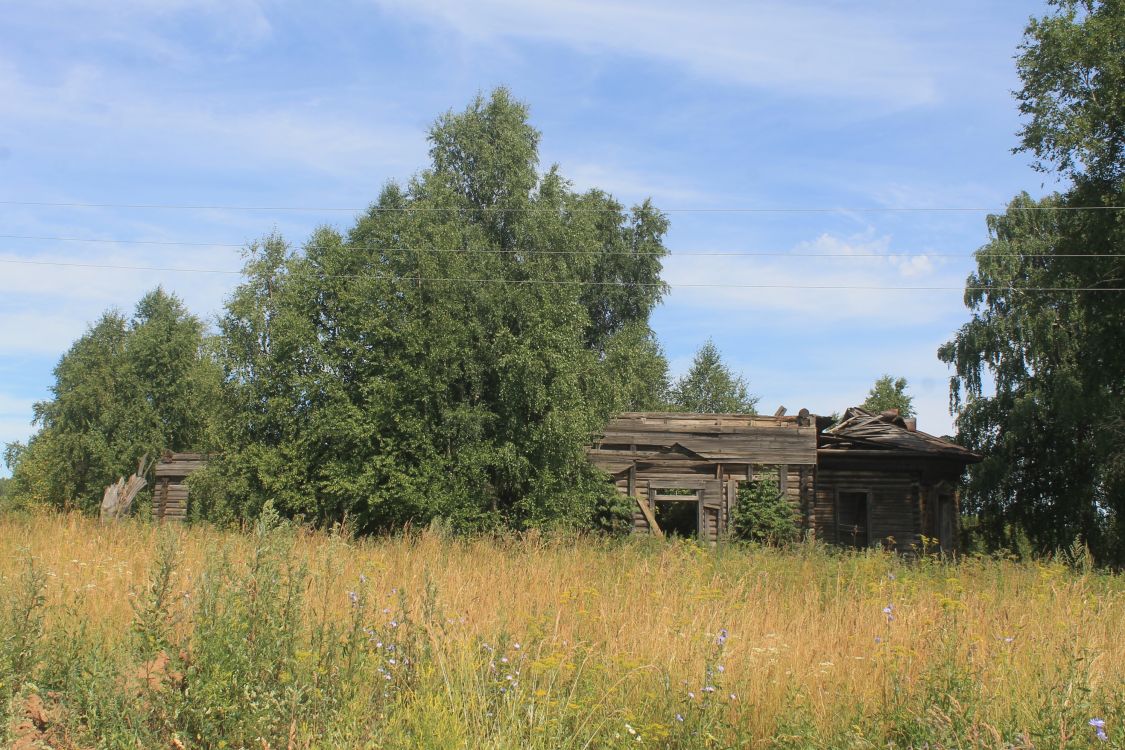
<box><xmin>0</xmin><ymin>511</ymin><xmax>1122</xmax><ymax>749</ymax></box>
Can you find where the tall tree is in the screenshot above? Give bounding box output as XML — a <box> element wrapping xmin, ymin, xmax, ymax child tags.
<box><xmin>861</xmin><ymin>375</ymin><xmax>915</xmax><ymax>417</ymax></box>
<box><xmin>200</xmin><ymin>88</ymin><xmax>670</xmax><ymax>531</ymax></box>
<box><xmin>668</xmin><ymin>340</ymin><xmax>758</xmax><ymax>414</ymax></box>
<box><xmin>4</xmin><ymin>289</ymin><xmax>221</xmax><ymax>512</ymax></box>
<box><xmin>942</xmin><ymin>0</ymin><xmax>1125</xmax><ymax>563</ymax></box>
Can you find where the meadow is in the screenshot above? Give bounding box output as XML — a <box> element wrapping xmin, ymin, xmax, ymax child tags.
<box><xmin>0</xmin><ymin>511</ymin><xmax>1122</xmax><ymax>749</ymax></box>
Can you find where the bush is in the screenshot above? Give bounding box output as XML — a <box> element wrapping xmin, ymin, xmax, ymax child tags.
<box><xmin>730</xmin><ymin>476</ymin><xmax>799</xmax><ymax>545</ymax></box>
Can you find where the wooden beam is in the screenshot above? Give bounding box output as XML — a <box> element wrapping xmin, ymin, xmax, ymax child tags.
<box><xmin>637</xmin><ymin>489</ymin><xmax>663</xmax><ymax>538</ymax></box>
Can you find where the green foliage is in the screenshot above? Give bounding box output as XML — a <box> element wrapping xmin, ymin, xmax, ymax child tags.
<box><xmin>3</xmin><ymin>289</ymin><xmax>222</xmax><ymax>513</ymax></box>
<box><xmin>198</xmin><ymin>88</ymin><xmax>670</xmax><ymax>532</ymax></box>
<box><xmin>730</xmin><ymin>475</ymin><xmax>799</xmax><ymax>545</ymax></box>
<box><xmin>942</xmin><ymin>0</ymin><xmax>1125</xmax><ymax>566</ymax></box>
<box><xmin>6</xmin><ymin>517</ymin><xmax>1124</xmax><ymax>749</ymax></box>
<box><xmin>861</xmin><ymin>374</ymin><xmax>915</xmax><ymax>417</ymax></box>
<box><xmin>939</xmin><ymin>193</ymin><xmax>1121</xmax><ymax>560</ymax></box>
<box><xmin>668</xmin><ymin>339</ymin><xmax>758</xmax><ymax>414</ymax></box>
<box><xmin>1015</xmin><ymin>0</ymin><xmax>1125</xmax><ymax>184</ymax></box>
<box><xmin>0</xmin><ymin>553</ymin><xmax>46</xmax><ymax>733</ymax></box>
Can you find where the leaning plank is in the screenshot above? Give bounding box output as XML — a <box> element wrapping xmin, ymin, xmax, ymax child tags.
<box><xmin>634</xmin><ymin>493</ymin><xmax>663</xmax><ymax>538</ymax></box>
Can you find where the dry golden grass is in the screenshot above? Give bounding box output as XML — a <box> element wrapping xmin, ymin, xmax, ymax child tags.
<box><xmin>1</xmin><ymin>512</ymin><xmax>1122</xmax><ymax>748</ymax></box>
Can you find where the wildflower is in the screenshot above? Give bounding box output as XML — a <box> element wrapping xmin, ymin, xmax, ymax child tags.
<box><xmin>500</xmin><ymin>656</ymin><xmax>509</xmax><ymax>664</ymax></box>
<box><xmin>625</xmin><ymin>723</ymin><xmax>637</xmax><ymax>736</ymax></box>
<box><xmin>675</xmin><ymin>714</ymin><xmax>684</xmax><ymax>722</ymax></box>
<box><xmin>716</xmin><ymin>628</ymin><xmax>729</xmax><ymax>646</ymax></box>
<box><xmin>348</xmin><ymin>590</ymin><xmax>358</xmax><ymax>605</ymax></box>
<box><xmin>389</xmin><ymin>620</ymin><xmax>398</xmax><ymax>628</ymax></box>
<box><xmin>703</xmin><ymin>686</ymin><xmax>716</xmax><ymax>693</ymax></box>
<box><xmin>1003</xmin><ymin>636</ymin><xmax>1015</xmax><ymax>643</ymax></box>
<box><xmin>874</xmin><ymin>636</ymin><xmax>882</xmax><ymax>644</ymax></box>
<box><xmin>729</xmin><ymin>693</ymin><xmax>737</xmax><ymax>701</ymax></box>
<box><xmin>716</xmin><ymin>665</ymin><xmax>725</xmax><ymax>673</ymax></box>
<box><xmin>688</xmin><ymin>691</ymin><xmax>695</xmax><ymax>700</ymax></box>
<box><xmin>887</xmin><ymin>572</ymin><xmax>896</xmax><ymax>581</ymax></box>
<box><xmin>513</xmin><ymin>642</ymin><xmax>521</xmax><ymax>650</ymax></box>
<box><xmin>883</xmin><ymin>604</ymin><xmax>894</xmax><ymax>622</ymax></box>
<box><xmin>1090</xmin><ymin>718</ymin><xmax>1108</xmax><ymax>742</ymax></box>
<box><xmin>359</xmin><ymin>574</ymin><xmax>367</xmax><ymax>584</ymax></box>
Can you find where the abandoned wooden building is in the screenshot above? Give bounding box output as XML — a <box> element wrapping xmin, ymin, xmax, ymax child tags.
<box><xmin>587</xmin><ymin>407</ymin><xmax>980</xmax><ymax>551</ymax></box>
<box><xmin>152</xmin><ymin>451</ymin><xmax>207</xmax><ymax>523</ymax></box>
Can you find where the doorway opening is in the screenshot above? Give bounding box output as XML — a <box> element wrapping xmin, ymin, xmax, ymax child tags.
<box><xmin>837</xmin><ymin>490</ymin><xmax>870</xmax><ymax>547</ymax></box>
<box><xmin>655</xmin><ymin>499</ymin><xmax>699</xmax><ymax>538</ymax></box>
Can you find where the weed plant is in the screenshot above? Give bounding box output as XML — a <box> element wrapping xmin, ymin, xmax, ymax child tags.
<box><xmin>0</xmin><ymin>512</ymin><xmax>1122</xmax><ymax>748</ymax></box>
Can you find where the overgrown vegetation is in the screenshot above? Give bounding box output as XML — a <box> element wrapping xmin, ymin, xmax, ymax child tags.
<box><xmin>667</xmin><ymin>339</ymin><xmax>758</xmax><ymax>414</ymax></box>
<box><xmin>2</xmin><ymin>289</ymin><xmax>221</xmax><ymax>514</ymax></box>
<box><xmin>729</xmin><ymin>473</ymin><xmax>799</xmax><ymax>545</ymax></box>
<box><xmin>940</xmin><ymin>0</ymin><xmax>1125</xmax><ymax>565</ymax></box>
<box><xmin>0</xmin><ymin>514</ymin><xmax>1122</xmax><ymax>748</ymax></box>
<box><xmin>861</xmin><ymin>374</ymin><xmax>915</xmax><ymax>418</ymax></box>
<box><xmin>161</xmin><ymin>88</ymin><xmax>671</xmax><ymax>534</ymax></box>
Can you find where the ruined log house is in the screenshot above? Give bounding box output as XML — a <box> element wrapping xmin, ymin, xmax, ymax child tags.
<box><xmin>588</xmin><ymin>408</ymin><xmax>980</xmax><ymax>551</ymax></box>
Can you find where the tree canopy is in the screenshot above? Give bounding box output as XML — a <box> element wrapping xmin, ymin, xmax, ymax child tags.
<box><xmin>194</xmin><ymin>88</ymin><xmax>670</xmax><ymax>532</ymax></box>
<box><xmin>942</xmin><ymin>0</ymin><xmax>1125</xmax><ymax>564</ymax></box>
<box><xmin>3</xmin><ymin>289</ymin><xmax>221</xmax><ymax>512</ymax></box>
<box><xmin>668</xmin><ymin>340</ymin><xmax>758</xmax><ymax>414</ymax></box>
<box><xmin>861</xmin><ymin>375</ymin><xmax>915</xmax><ymax>418</ymax></box>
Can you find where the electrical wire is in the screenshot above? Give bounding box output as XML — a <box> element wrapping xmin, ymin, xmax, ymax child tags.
<box><xmin>1</xmin><ymin>258</ymin><xmax>1121</xmax><ymax>292</ymax></box>
<box><xmin>2</xmin><ymin>200</ymin><xmax>1124</xmax><ymax>213</ymax></box>
<box><xmin>0</xmin><ymin>234</ymin><xmax>1122</xmax><ymax>259</ymax></box>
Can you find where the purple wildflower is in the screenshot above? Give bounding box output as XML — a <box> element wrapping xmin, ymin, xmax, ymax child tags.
<box><xmin>883</xmin><ymin>604</ymin><xmax>894</xmax><ymax>622</ymax></box>
<box><xmin>1090</xmin><ymin>718</ymin><xmax>1108</xmax><ymax>742</ymax></box>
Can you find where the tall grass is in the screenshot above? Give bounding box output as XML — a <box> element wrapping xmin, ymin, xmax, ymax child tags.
<box><xmin>0</xmin><ymin>511</ymin><xmax>1122</xmax><ymax>748</ymax></box>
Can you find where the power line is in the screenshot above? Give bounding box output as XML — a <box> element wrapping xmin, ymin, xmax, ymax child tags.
<box><xmin>2</xmin><ymin>200</ymin><xmax>1124</xmax><ymax>213</ymax></box>
<box><xmin>1</xmin><ymin>258</ymin><xmax>1121</xmax><ymax>292</ymax></box>
<box><xmin>1</xmin><ymin>234</ymin><xmax>1122</xmax><ymax>259</ymax></box>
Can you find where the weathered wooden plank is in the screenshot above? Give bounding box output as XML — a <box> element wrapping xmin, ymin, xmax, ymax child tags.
<box><xmin>636</xmin><ymin>491</ymin><xmax>663</xmax><ymax>538</ymax></box>
<box><xmin>653</xmin><ymin>493</ymin><xmax>699</xmax><ymax>502</ymax></box>
<box><xmin>646</xmin><ymin>477</ymin><xmax>709</xmax><ymax>489</ymax></box>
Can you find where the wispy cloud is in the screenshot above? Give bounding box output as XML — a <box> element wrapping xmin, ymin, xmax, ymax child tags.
<box><xmin>0</xmin><ymin>61</ymin><xmax>427</xmax><ymax>181</ymax></box>
<box><xmin>661</xmin><ymin>231</ymin><xmax>962</xmax><ymax>324</ymax></box>
<box><xmin>372</xmin><ymin>0</ymin><xmax>942</xmax><ymax>105</ymax></box>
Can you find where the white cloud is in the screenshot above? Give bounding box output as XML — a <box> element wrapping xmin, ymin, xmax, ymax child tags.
<box><xmin>562</xmin><ymin>161</ymin><xmax>718</xmax><ymax>207</ymax></box>
<box><xmin>0</xmin><ymin>61</ymin><xmax>427</xmax><ymax>180</ymax></box>
<box><xmin>372</xmin><ymin>0</ymin><xmax>941</xmax><ymax>105</ymax></box>
<box><xmin>661</xmin><ymin>231</ymin><xmax>965</xmax><ymax>324</ymax></box>
<box><xmin>8</xmin><ymin>1</ymin><xmax>274</xmax><ymax>65</ymax></box>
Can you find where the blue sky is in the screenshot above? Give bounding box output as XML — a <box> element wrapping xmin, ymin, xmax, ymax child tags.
<box><xmin>1</xmin><ymin>1</ymin><xmax>1060</xmax><ymax>474</ymax></box>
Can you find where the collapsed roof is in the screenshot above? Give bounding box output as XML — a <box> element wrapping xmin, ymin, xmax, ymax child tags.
<box><xmin>818</xmin><ymin>407</ymin><xmax>981</xmax><ymax>462</ymax></box>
